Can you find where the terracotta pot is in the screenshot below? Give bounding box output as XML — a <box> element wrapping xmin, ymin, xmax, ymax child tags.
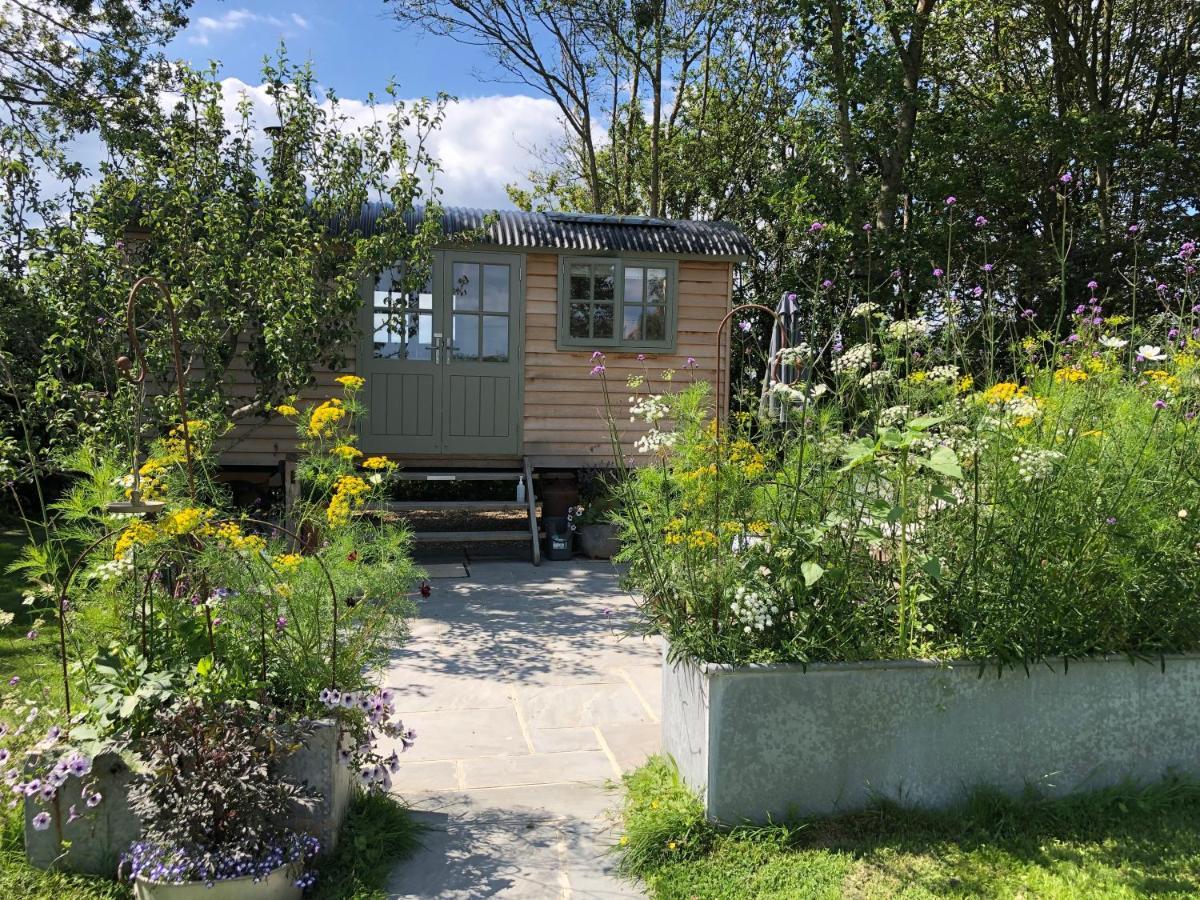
<box><xmin>134</xmin><ymin>862</ymin><xmax>302</xmax><ymax>900</ymax></box>
<box><xmin>577</xmin><ymin>522</ymin><xmax>620</xmax><ymax>560</ymax></box>
<box><xmin>538</xmin><ymin>474</ymin><xmax>579</xmax><ymax>517</ymax></box>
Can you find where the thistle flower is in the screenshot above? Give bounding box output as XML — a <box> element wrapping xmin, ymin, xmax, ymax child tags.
<box><xmin>974</xmin><ymin>215</ymin><xmax>988</xmax><ymax>228</ymax></box>
<box><xmin>945</xmin><ymin>196</ymin><xmax>956</xmax><ymax>206</ymax></box>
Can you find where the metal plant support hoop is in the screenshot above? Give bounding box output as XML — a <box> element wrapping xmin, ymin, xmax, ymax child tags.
<box><xmin>53</xmin><ymin>278</ymin><xmax>341</xmax><ymax>722</ymax></box>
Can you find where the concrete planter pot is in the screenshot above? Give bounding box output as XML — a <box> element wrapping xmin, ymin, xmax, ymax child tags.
<box><xmin>133</xmin><ymin>862</ymin><xmax>302</xmax><ymax>900</ymax></box>
<box><xmin>662</xmin><ymin>648</ymin><xmax>1200</xmax><ymax>824</ymax></box>
<box><xmin>577</xmin><ymin>522</ymin><xmax>620</xmax><ymax>559</ymax></box>
<box><xmin>25</xmin><ymin>720</ymin><xmax>349</xmax><ymax>877</ymax></box>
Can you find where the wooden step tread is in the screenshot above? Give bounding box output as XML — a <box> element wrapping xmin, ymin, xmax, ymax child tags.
<box><xmin>411</xmin><ymin>530</ymin><xmax>540</xmax><ymax>543</ymax></box>
<box><xmin>384</xmin><ymin>500</ymin><xmax>534</xmax><ymax>511</ymax></box>
<box><xmin>395</xmin><ymin>471</ymin><xmax>524</xmax><ymax>482</ymax></box>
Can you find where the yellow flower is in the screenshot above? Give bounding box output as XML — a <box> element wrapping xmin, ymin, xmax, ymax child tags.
<box><xmin>336</xmin><ymin>374</ymin><xmax>366</xmax><ymax>391</ymax></box>
<box><xmin>332</xmin><ymin>445</ymin><xmax>363</xmax><ymax>460</ymax></box>
<box><xmin>274</xmin><ymin>583</ymin><xmax>293</xmax><ymax>598</ymax></box>
<box><xmin>275</xmin><ymin>404</ymin><xmax>299</xmax><ymax>417</ymax></box>
<box><xmin>747</xmin><ymin>520</ymin><xmax>771</xmax><ymax>535</ymax></box>
<box><xmin>908</xmin><ymin>371</ymin><xmax>928</xmax><ymax>383</ymax></box>
<box><xmin>1145</xmin><ymin>370</ymin><xmax>1181</xmax><ymax>393</ymax></box>
<box><xmin>956</xmin><ymin>374</ymin><xmax>974</xmax><ymax>394</ymax></box>
<box><xmin>667</xmin><ymin>842</ymin><xmax>677</xmax><ymax>850</ymax></box>
<box><xmin>113</xmin><ymin>521</ymin><xmax>156</xmax><ymax>559</ymax></box>
<box><xmin>308</xmin><ymin>399</ymin><xmax>347</xmax><ymax>437</ymax></box>
<box><xmin>686</xmin><ymin>529</ymin><xmax>718</xmax><ymax>550</ymax></box>
<box><xmin>1106</xmin><ymin>314</ymin><xmax>1129</xmax><ymax>326</ymax></box>
<box><xmin>981</xmin><ymin>382</ymin><xmax>1025</xmax><ymax>405</ymax></box>
<box><xmin>742</xmin><ymin>460</ymin><xmax>766</xmax><ymax>479</ymax></box>
<box><xmin>1082</xmin><ymin>429</ymin><xmax>1104</xmax><ymax>438</ymax></box>
<box><xmin>1083</xmin><ymin>357</ymin><xmax>1108</xmax><ymax>374</ymax></box>
<box><xmin>619</xmin><ymin>836</ymin><xmax>629</xmax><ymax>846</ymax></box>
<box><xmin>362</xmin><ymin>456</ymin><xmax>393</xmax><ymax>470</ymax></box>
<box><xmin>161</xmin><ymin>506</ymin><xmax>211</xmax><ymax>536</ymax></box>
<box><xmin>1053</xmin><ymin>367</ymin><xmax>1088</xmax><ymax>383</ymax></box>
<box><xmin>327</xmin><ymin>474</ymin><xmax>371</xmax><ymax>526</ymax></box>
<box><xmin>274</xmin><ymin>553</ymin><xmax>303</xmax><ymax>573</ymax></box>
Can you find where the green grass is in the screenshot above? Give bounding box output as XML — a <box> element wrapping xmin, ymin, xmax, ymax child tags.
<box><xmin>617</xmin><ymin>756</ymin><xmax>1200</xmax><ymax>899</ymax></box>
<box><xmin>0</xmin><ymin>531</ymin><xmax>422</xmax><ymax>898</ymax></box>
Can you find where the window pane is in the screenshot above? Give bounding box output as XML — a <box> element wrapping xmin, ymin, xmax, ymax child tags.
<box><xmin>482</xmin><ymin>315</ymin><xmax>509</xmax><ymax>361</ymax></box>
<box><xmin>569</xmin><ymin>303</ymin><xmax>592</xmax><ymax>338</ymax></box>
<box><xmin>404</xmin><ymin>312</ymin><xmax>433</xmax><ymax>360</ymax></box>
<box><xmin>373</xmin><ymin>312</ymin><xmax>398</xmax><ymax>359</ymax></box>
<box><xmin>414</xmin><ymin>288</ymin><xmax>433</xmax><ymax>311</ymax></box>
<box><xmin>647</xmin><ymin>268</ymin><xmax>668</xmax><ymax>303</ymax></box>
<box><xmin>452</xmin><ymin>314</ymin><xmax>479</xmax><ymax>359</ymax></box>
<box><xmin>593</xmin><ymin>302</ymin><xmax>614</xmax><ymax>339</ymax></box>
<box><xmin>570</xmin><ymin>265</ymin><xmax>592</xmax><ymax>301</ymax></box>
<box><xmin>452</xmin><ymin>262</ymin><xmax>480</xmax><ymax>310</ymax></box>
<box><xmin>624</xmin><ymin>267</ymin><xmax>645</xmax><ymax>303</ymax></box>
<box><xmin>593</xmin><ymin>267</ymin><xmax>615</xmax><ymax>302</ymax></box>
<box><xmin>644</xmin><ymin>305</ymin><xmax>667</xmax><ymax>341</ymax></box>
<box><xmin>483</xmin><ymin>264</ymin><xmax>509</xmax><ymax>312</ymax></box>
<box><xmin>622</xmin><ymin>305</ymin><xmax>642</xmax><ymax>341</ymax></box>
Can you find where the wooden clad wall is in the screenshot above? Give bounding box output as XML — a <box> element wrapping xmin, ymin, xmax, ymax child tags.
<box><xmin>216</xmin><ymin>251</ymin><xmax>733</xmax><ymax>468</ymax></box>
<box><xmin>521</xmin><ymin>253</ymin><xmax>732</xmax><ymax>467</ymax></box>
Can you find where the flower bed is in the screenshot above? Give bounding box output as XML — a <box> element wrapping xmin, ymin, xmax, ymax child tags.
<box><xmin>599</xmin><ymin>202</ymin><xmax>1200</xmax><ymax>821</ymax></box>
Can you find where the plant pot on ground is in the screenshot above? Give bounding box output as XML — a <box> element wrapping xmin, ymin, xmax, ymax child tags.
<box><xmin>576</xmin><ymin>521</ymin><xmax>620</xmax><ymax>559</ymax></box>
<box><xmin>574</xmin><ymin>466</ymin><xmax>621</xmax><ymax>559</ymax></box>
<box><xmin>121</xmin><ymin>700</ymin><xmax>320</xmax><ymax>897</ymax></box>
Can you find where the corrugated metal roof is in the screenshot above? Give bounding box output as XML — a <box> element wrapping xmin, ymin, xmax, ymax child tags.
<box><xmin>346</xmin><ymin>203</ymin><xmax>752</xmax><ymax>259</ymax></box>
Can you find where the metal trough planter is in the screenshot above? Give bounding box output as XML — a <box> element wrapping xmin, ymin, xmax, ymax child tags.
<box><xmin>662</xmin><ymin>648</ymin><xmax>1200</xmax><ymax>823</ymax></box>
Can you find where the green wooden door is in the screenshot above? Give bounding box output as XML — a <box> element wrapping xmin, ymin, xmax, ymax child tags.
<box><xmin>358</xmin><ymin>252</ymin><xmax>522</xmax><ymax>457</ymax></box>
<box><xmin>440</xmin><ymin>251</ymin><xmax>522</xmax><ymax>456</ymax></box>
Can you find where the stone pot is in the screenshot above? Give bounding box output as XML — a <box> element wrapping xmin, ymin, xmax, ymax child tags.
<box><xmin>26</xmin><ymin>720</ymin><xmax>349</xmax><ymax>876</ymax></box>
<box><xmin>577</xmin><ymin>522</ymin><xmax>620</xmax><ymax>560</ymax></box>
<box><xmin>133</xmin><ymin>862</ymin><xmax>303</xmax><ymax>900</ymax></box>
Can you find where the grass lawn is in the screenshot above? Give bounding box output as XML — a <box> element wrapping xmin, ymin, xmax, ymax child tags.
<box><xmin>0</xmin><ymin>530</ymin><xmax>422</xmax><ymax>899</ymax></box>
<box><xmin>618</xmin><ymin>756</ymin><xmax>1200</xmax><ymax>899</ymax></box>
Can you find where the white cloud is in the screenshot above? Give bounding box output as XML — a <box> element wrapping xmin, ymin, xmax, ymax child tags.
<box><xmin>216</xmin><ymin>78</ymin><xmax>563</xmax><ymax>208</ymax></box>
<box><xmin>187</xmin><ymin>9</ymin><xmax>310</xmax><ymax>46</ymax></box>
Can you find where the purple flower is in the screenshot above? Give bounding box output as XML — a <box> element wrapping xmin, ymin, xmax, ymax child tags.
<box><xmin>1180</xmin><ymin>241</ymin><xmax>1196</xmax><ymax>259</ymax></box>
<box><xmin>40</xmin><ymin>783</ymin><xmax>56</xmax><ymax>801</ymax></box>
<box><xmin>1092</xmin><ymin>317</ymin><xmax>1103</xmax><ymax>326</ymax></box>
<box><xmin>1021</xmin><ymin>309</ymin><xmax>1036</xmax><ymax>319</ymax></box>
<box><xmin>891</xmin><ymin>269</ymin><xmax>902</xmax><ymax>279</ymax></box>
<box><xmin>685</xmin><ymin>357</ymin><xmax>697</xmax><ymax>369</ymax></box>
<box><xmin>972</xmin><ymin>286</ymin><xmax>983</xmax><ymax>298</ymax></box>
<box><xmin>1067</xmin><ymin>334</ymin><xmax>1079</xmax><ymax>342</ymax></box>
<box><xmin>590</xmin><ymin>365</ymin><xmax>605</xmax><ymax>377</ymax></box>
<box><xmin>1060</xmin><ymin>171</ymin><xmax>1073</xmax><ymax>184</ymax></box>
<box><xmin>319</xmin><ymin>688</ymin><xmax>333</xmax><ymax>706</ymax></box>
<box><xmin>45</xmin><ymin>725</ymin><xmax>61</xmax><ymax>744</ymax></box>
<box><xmin>821</xmin><ymin>279</ymin><xmax>833</xmax><ymax>289</ymax></box>
<box><xmin>6</xmin><ymin>677</ymin><xmax>16</xmax><ymax>686</ymax></box>
<box><xmin>32</xmin><ymin>812</ymin><xmax>51</xmax><ymax>831</ymax></box>
<box><xmin>786</xmin><ymin>292</ymin><xmax>797</xmax><ymax>302</ymax></box>
<box><xmin>590</xmin><ymin>350</ymin><xmax>604</xmax><ymax>362</ymax></box>
<box><xmin>0</xmin><ymin>750</ymin><xmax>8</xmax><ymax>766</ymax></box>
<box><xmin>602</xmin><ymin>607</ymin><xmax>613</xmax><ymax>617</ymax></box>
<box><xmin>862</xmin><ymin>223</ymin><xmax>873</xmax><ymax>232</ymax></box>
<box><xmin>67</xmin><ymin>754</ymin><xmax>92</xmax><ymax>778</ymax></box>
<box><xmin>85</xmin><ymin>791</ymin><xmax>102</xmax><ymax>808</ymax></box>
<box><xmin>636</xmin><ymin>353</ymin><xmax>646</xmax><ymax>361</ymax></box>
<box><xmin>808</xmin><ymin>221</ymin><xmax>824</xmax><ymax>234</ymax></box>
<box><xmin>738</xmin><ymin>319</ymin><xmax>752</xmax><ymax>333</ymax></box>
<box><xmin>982</xmin><ymin>263</ymin><xmax>994</xmax><ymax>273</ymax></box>
<box><xmin>67</xmin><ymin>804</ymin><xmax>80</xmax><ymax>824</ymax></box>
<box><xmin>1087</xmin><ymin>280</ymin><xmax>1099</xmax><ymax>291</ymax></box>
<box><xmin>974</xmin><ymin>215</ymin><xmax>988</xmax><ymax>228</ymax></box>
<box><xmin>340</xmin><ymin>691</ymin><xmax>357</xmax><ymax>709</ymax></box>
<box><xmin>23</xmin><ymin>779</ymin><xmax>41</xmax><ymax>796</ymax></box>
<box><xmin>275</xmin><ymin>616</ymin><xmax>287</xmax><ymax>634</ymax></box>
<box><xmin>1168</xmin><ymin>328</ymin><xmax>1179</xmax><ymax>339</ymax></box>
<box><xmin>1154</xmin><ymin>398</ymin><xmax>1167</xmax><ymax>410</ymax></box>
<box><xmin>26</xmin><ymin>630</ymin><xmax>37</xmax><ymax>641</ymax></box>
<box><xmin>945</xmin><ymin>196</ymin><xmax>957</xmax><ymax>206</ymax></box>
<box><xmin>1128</xmin><ymin>224</ymin><xmax>1139</xmax><ymax>234</ymax></box>
<box><xmin>1156</xmin><ymin>283</ymin><xmax>1168</xmax><ymax>294</ymax></box>
<box><xmin>1106</xmin><ymin>517</ymin><xmax>1118</xmax><ymax>526</ymax></box>
<box><xmin>932</xmin><ymin>268</ymin><xmax>944</xmax><ymax>278</ymax></box>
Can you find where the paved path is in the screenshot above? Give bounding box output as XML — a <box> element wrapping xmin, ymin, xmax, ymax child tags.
<box><xmin>378</xmin><ymin>559</ymin><xmax>660</xmax><ymax>899</ymax></box>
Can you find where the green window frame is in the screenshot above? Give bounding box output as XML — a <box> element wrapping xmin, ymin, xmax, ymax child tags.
<box><xmin>557</xmin><ymin>256</ymin><xmax>678</xmax><ymax>350</ymax></box>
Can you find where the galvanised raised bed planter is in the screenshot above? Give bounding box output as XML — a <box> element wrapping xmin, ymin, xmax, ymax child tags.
<box><xmin>662</xmin><ymin>648</ymin><xmax>1200</xmax><ymax>823</ymax></box>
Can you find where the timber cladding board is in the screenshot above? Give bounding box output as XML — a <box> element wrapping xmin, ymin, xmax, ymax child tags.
<box><xmin>216</xmin><ymin>251</ymin><xmax>733</xmax><ymax>466</ymax></box>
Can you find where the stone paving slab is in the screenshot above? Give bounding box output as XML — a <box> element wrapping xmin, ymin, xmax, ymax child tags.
<box><xmin>383</xmin><ymin>560</ymin><xmax>658</xmax><ymax>898</ymax></box>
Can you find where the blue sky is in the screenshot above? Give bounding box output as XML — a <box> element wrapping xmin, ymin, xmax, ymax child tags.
<box><xmin>165</xmin><ymin>2</ymin><xmax>565</xmax><ymax>207</ymax></box>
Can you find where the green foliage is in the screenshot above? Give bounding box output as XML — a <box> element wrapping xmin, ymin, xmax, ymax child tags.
<box><xmin>606</xmin><ymin>213</ymin><xmax>1200</xmax><ymax>667</ymax></box>
<box><xmin>309</xmin><ymin>791</ymin><xmax>424</xmax><ymax>900</ymax></box>
<box><xmin>618</xmin><ymin>756</ymin><xmax>1200</xmax><ymax>899</ymax></box>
